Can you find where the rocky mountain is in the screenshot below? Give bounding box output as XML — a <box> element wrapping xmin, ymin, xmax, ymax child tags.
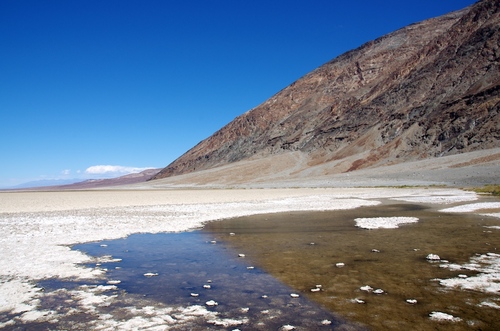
<box><xmin>153</xmin><ymin>0</ymin><xmax>499</xmax><ymax>183</ymax></box>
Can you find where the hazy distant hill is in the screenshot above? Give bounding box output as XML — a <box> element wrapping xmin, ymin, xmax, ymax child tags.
<box><xmin>7</xmin><ymin>169</ymin><xmax>161</xmax><ymax>190</ymax></box>
<box><xmin>153</xmin><ymin>0</ymin><xmax>499</xmax><ymax>183</ymax></box>
<box><xmin>55</xmin><ymin>168</ymin><xmax>161</xmax><ymax>190</ymax></box>
<box><xmin>10</xmin><ymin>179</ymin><xmax>83</xmax><ymax>189</ymax></box>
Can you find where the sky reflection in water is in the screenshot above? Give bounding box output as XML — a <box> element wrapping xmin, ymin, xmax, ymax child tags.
<box><xmin>72</xmin><ymin>231</ymin><xmax>360</xmax><ymax>330</ymax></box>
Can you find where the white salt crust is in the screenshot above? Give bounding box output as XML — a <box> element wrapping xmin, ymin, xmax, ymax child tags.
<box><xmin>429</xmin><ymin>311</ymin><xmax>462</xmax><ymax>322</ymax></box>
<box><xmin>440</xmin><ymin>202</ymin><xmax>500</xmax><ymax>213</ymax></box>
<box><xmin>392</xmin><ymin>191</ymin><xmax>477</xmax><ymax>204</ymax></box>
<box><xmin>438</xmin><ymin>253</ymin><xmax>500</xmax><ymax>294</ymax></box>
<box><xmin>354</xmin><ymin>217</ymin><xmax>419</xmax><ymax>229</ymax></box>
<box><xmin>481</xmin><ymin>213</ymin><xmax>500</xmax><ymax>219</ymax></box>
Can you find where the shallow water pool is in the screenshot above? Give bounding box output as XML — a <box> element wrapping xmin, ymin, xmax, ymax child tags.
<box><xmin>23</xmin><ymin>231</ymin><xmax>362</xmax><ymax>330</ymax></box>
<box><xmin>203</xmin><ymin>199</ymin><xmax>500</xmax><ymax>331</ymax></box>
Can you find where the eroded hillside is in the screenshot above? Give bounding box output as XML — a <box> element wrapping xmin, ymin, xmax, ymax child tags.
<box><xmin>153</xmin><ymin>0</ymin><xmax>499</xmax><ymax>181</ymax></box>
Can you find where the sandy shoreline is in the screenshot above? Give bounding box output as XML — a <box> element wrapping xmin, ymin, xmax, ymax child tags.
<box><xmin>0</xmin><ymin>187</ymin><xmax>498</xmax><ymax>330</ymax></box>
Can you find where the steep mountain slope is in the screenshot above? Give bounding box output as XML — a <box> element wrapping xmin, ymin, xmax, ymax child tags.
<box><xmin>153</xmin><ymin>0</ymin><xmax>499</xmax><ymax>182</ymax></box>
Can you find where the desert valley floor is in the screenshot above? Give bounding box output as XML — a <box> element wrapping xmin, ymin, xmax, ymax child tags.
<box><xmin>0</xmin><ymin>186</ymin><xmax>499</xmax><ymax>330</ymax></box>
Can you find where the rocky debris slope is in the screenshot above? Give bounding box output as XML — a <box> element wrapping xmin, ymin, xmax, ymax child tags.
<box><xmin>153</xmin><ymin>0</ymin><xmax>499</xmax><ymax>181</ymax></box>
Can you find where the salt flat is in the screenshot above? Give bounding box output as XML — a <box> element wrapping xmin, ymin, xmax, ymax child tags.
<box><xmin>0</xmin><ymin>187</ymin><xmax>498</xmax><ymax>330</ymax></box>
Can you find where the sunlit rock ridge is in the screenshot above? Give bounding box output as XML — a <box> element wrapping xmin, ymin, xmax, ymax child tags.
<box><xmin>153</xmin><ymin>0</ymin><xmax>499</xmax><ymax>182</ymax></box>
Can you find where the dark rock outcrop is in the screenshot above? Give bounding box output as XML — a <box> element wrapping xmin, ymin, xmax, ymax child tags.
<box><xmin>153</xmin><ymin>0</ymin><xmax>499</xmax><ymax>181</ymax></box>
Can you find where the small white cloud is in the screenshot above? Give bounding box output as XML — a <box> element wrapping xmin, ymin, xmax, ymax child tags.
<box><xmin>85</xmin><ymin>165</ymin><xmax>153</xmax><ymax>175</ymax></box>
<box><xmin>61</xmin><ymin>169</ymin><xmax>71</xmax><ymax>176</ymax></box>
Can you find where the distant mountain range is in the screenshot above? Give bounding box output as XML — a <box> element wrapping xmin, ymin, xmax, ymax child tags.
<box><xmin>10</xmin><ymin>179</ymin><xmax>84</xmax><ymax>189</ymax></box>
<box><xmin>6</xmin><ymin>169</ymin><xmax>161</xmax><ymax>190</ymax></box>
<box><xmin>152</xmin><ymin>0</ymin><xmax>499</xmax><ymax>185</ymax></box>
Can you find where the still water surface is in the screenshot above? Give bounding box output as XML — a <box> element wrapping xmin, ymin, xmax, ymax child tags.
<box><xmin>70</xmin><ymin>231</ymin><xmax>360</xmax><ymax>330</ymax></box>
<box><xmin>204</xmin><ymin>199</ymin><xmax>500</xmax><ymax>331</ymax></box>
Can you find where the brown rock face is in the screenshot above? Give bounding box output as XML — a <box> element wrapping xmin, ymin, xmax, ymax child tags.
<box><xmin>153</xmin><ymin>0</ymin><xmax>500</xmax><ymax>181</ymax></box>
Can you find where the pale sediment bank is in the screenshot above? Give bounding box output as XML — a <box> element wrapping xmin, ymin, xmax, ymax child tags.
<box><xmin>0</xmin><ymin>187</ymin><xmax>498</xmax><ymax>330</ymax></box>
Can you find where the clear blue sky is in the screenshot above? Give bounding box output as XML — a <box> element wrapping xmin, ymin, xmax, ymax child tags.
<box><xmin>0</xmin><ymin>0</ymin><xmax>476</xmax><ymax>187</ymax></box>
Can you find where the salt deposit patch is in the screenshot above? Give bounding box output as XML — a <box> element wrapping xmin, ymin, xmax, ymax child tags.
<box><xmin>479</xmin><ymin>300</ymin><xmax>500</xmax><ymax>309</ymax></box>
<box><xmin>354</xmin><ymin>217</ymin><xmax>419</xmax><ymax>229</ymax></box>
<box><xmin>482</xmin><ymin>212</ymin><xmax>500</xmax><ymax>219</ymax></box>
<box><xmin>440</xmin><ymin>202</ymin><xmax>500</xmax><ymax>213</ymax></box>
<box><xmin>429</xmin><ymin>311</ymin><xmax>462</xmax><ymax>322</ymax></box>
<box><xmin>2</xmin><ymin>282</ymin><xmax>250</xmax><ymax>330</ymax></box>
<box><xmin>438</xmin><ymin>253</ymin><xmax>500</xmax><ymax>294</ymax></box>
<box><xmin>391</xmin><ymin>191</ymin><xmax>477</xmax><ymax>204</ymax></box>
<box><xmin>0</xmin><ymin>278</ymin><xmax>42</xmax><ymax>314</ymax></box>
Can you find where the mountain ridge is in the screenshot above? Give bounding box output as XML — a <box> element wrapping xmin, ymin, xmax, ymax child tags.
<box><xmin>153</xmin><ymin>0</ymin><xmax>499</xmax><ymax>183</ymax></box>
<box><xmin>3</xmin><ymin>169</ymin><xmax>161</xmax><ymax>191</ymax></box>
